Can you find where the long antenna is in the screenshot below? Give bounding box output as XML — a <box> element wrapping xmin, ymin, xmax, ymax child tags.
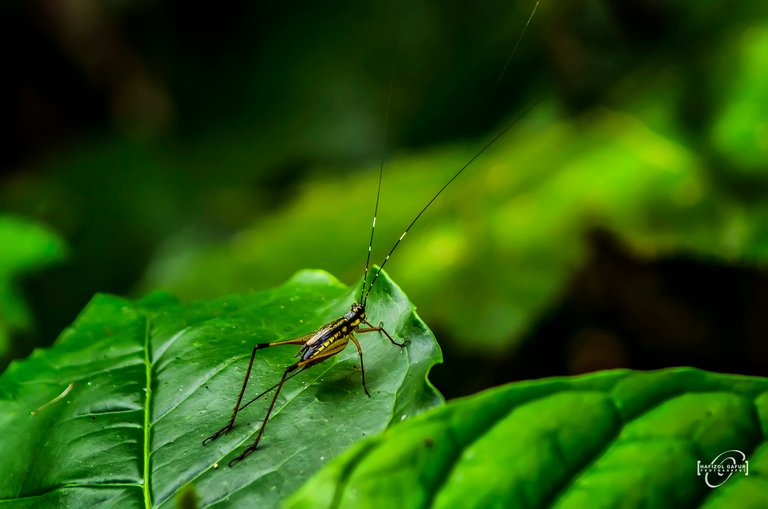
<box><xmin>360</xmin><ymin>70</ymin><xmax>395</xmax><ymax>303</ymax></box>
<box><xmin>478</xmin><ymin>1</ymin><xmax>540</xmax><ymax>125</ymax></box>
<box><xmin>362</xmin><ymin>100</ymin><xmax>539</xmax><ymax>304</ymax></box>
<box><xmin>362</xmin><ymin>1</ymin><xmax>541</xmax><ymax>305</ymax></box>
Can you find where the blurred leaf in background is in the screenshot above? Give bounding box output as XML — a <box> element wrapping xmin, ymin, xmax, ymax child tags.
<box><xmin>709</xmin><ymin>24</ymin><xmax>768</xmax><ymax>174</ymax></box>
<box><xmin>0</xmin><ymin>215</ymin><xmax>66</xmax><ymax>360</ymax></box>
<box><xmin>139</xmin><ymin>95</ymin><xmax>765</xmax><ymax>350</ymax></box>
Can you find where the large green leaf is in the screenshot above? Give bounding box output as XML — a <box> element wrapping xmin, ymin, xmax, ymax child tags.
<box><xmin>287</xmin><ymin>368</ymin><xmax>768</xmax><ymax>508</ymax></box>
<box><xmin>0</xmin><ymin>270</ymin><xmax>442</xmax><ymax>508</ymax></box>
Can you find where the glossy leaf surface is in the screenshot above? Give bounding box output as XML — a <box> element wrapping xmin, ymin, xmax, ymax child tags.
<box><xmin>287</xmin><ymin>368</ymin><xmax>768</xmax><ymax>509</ymax></box>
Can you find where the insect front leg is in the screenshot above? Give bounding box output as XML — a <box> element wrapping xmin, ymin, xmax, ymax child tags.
<box><xmin>358</xmin><ymin>319</ymin><xmax>408</xmax><ymax>348</ymax></box>
<box><xmin>203</xmin><ymin>336</ymin><xmax>310</xmax><ymax>446</ymax></box>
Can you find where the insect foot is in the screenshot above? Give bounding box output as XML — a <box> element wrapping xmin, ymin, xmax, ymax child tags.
<box><xmin>202</xmin><ymin>424</ymin><xmax>233</xmax><ymax>445</ymax></box>
<box><xmin>382</xmin><ymin>323</ymin><xmax>409</xmax><ymax>349</ymax></box>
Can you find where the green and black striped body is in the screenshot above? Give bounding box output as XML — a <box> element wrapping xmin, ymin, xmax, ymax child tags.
<box><xmin>296</xmin><ymin>303</ymin><xmax>366</xmax><ymax>365</ymax></box>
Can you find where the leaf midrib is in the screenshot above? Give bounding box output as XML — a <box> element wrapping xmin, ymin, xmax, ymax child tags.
<box><xmin>143</xmin><ymin>315</ymin><xmax>153</xmax><ymax>509</ymax></box>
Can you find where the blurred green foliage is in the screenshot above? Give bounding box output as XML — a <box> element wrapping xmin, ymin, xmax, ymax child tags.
<box><xmin>1</xmin><ymin>2</ymin><xmax>767</xmax><ymax>504</ymax></box>
<box><xmin>142</xmin><ymin>81</ymin><xmax>768</xmax><ymax>353</ymax></box>
<box><xmin>710</xmin><ymin>26</ymin><xmax>768</xmax><ymax>169</ymax></box>
<box><xmin>0</xmin><ymin>216</ymin><xmax>66</xmax><ymax>359</ymax></box>
<box><xmin>1</xmin><ymin>0</ymin><xmax>767</xmax><ymax>386</ymax></box>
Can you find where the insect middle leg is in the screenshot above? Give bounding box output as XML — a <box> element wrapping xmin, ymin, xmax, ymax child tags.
<box><xmin>202</xmin><ymin>335</ymin><xmax>311</xmax><ymax>445</ymax></box>
<box><xmin>358</xmin><ymin>319</ymin><xmax>408</xmax><ymax>348</ymax></box>
<box><xmin>349</xmin><ymin>333</ymin><xmax>370</xmax><ymax>397</ymax></box>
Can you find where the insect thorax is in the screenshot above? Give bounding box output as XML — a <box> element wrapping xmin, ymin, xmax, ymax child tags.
<box><xmin>346</xmin><ymin>303</ymin><xmax>366</xmax><ymax>324</ymax></box>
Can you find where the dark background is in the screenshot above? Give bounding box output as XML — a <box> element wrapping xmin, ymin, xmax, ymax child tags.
<box><xmin>2</xmin><ymin>0</ymin><xmax>767</xmax><ymax>398</ymax></box>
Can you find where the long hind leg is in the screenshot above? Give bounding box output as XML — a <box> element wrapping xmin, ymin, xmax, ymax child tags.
<box><xmin>203</xmin><ymin>335</ymin><xmax>311</xmax><ymax>445</ymax></box>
